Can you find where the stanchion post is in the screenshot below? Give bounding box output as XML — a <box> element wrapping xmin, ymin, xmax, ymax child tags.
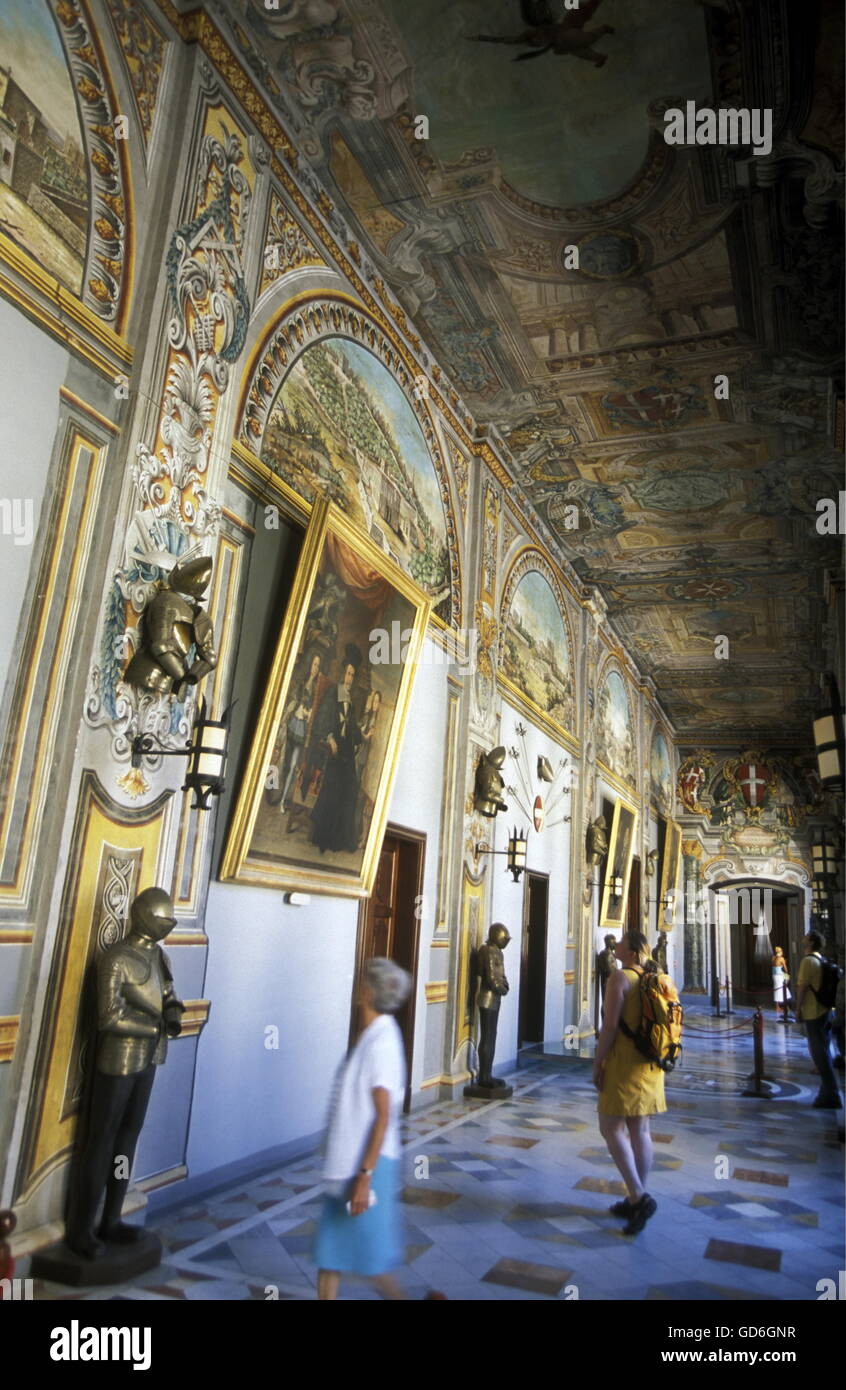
<box><xmin>742</xmin><ymin>1006</ymin><xmax>774</xmax><ymax>1098</ymax></box>
<box><xmin>710</xmin><ymin>919</ymin><xmax>720</xmax><ymax>1016</ymax></box>
<box><xmin>725</xmin><ymin>975</ymin><xmax>733</xmax><ymax>1015</ymax></box>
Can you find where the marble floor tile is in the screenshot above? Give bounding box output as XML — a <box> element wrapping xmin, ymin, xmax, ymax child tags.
<box><xmin>33</xmin><ymin>999</ymin><xmax>842</xmax><ymax>1302</ymax></box>
<box><xmin>704</xmin><ymin>1237</ymin><xmax>782</xmax><ymax>1271</ymax></box>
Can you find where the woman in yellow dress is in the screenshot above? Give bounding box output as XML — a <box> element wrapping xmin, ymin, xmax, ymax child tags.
<box><xmin>592</xmin><ymin>929</ymin><xmax>667</xmax><ymax>1235</ymax></box>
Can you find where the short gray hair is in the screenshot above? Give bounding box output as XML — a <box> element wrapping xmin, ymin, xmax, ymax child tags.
<box><xmin>364</xmin><ymin>957</ymin><xmax>412</xmax><ymax>1014</ymax></box>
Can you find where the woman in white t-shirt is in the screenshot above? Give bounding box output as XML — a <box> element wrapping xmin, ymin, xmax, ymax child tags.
<box><xmin>315</xmin><ymin>957</ymin><xmax>410</xmax><ymax>1300</ymax></box>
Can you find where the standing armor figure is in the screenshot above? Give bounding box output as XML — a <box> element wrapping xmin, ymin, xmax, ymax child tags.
<box><xmin>475</xmin><ymin>923</ymin><xmax>511</xmax><ymax>1086</ymax></box>
<box><xmin>66</xmin><ymin>888</ymin><xmax>184</xmax><ymax>1259</ymax></box>
<box><xmin>124</xmin><ymin>556</ymin><xmax>218</xmax><ymax>701</ymax></box>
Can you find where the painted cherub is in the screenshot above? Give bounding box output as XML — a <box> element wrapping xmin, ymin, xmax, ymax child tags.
<box><xmin>470</xmin><ymin>0</ymin><xmax>614</xmax><ymax>67</ymax></box>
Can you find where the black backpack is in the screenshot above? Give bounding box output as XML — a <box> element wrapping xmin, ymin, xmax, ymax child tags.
<box><xmin>810</xmin><ymin>955</ymin><xmax>842</xmax><ymax>1011</ymax></box>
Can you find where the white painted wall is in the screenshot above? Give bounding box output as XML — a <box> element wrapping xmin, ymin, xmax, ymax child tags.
<box><xmin>187</xmin><ymin>641</ymin><xmax>448</xmax><ymax>1178</ymax></box>
<box><xmin>489</xmin><ymin>697</ymin><xmax>574</xmax><ymax>1062</ymax></box>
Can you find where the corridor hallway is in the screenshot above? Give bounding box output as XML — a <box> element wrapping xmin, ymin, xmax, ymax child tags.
<box><xmin>27</xmin><ymin>1001</ymin><xmax>843</xmax><ymax>1303</ymax></box>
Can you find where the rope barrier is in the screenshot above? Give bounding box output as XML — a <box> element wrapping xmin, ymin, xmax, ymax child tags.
<box><xmin>683</xmin><ymin>1016</ymin><xmax>755</xmax><ymax>1036</ymax></box>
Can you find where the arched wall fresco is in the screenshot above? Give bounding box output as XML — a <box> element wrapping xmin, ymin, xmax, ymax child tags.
<box><xmin>498</xmin><ymin>550</ymin><xmax>575</xmax><ymax>741</ymax></box>
<box><xmin>595</xmin><ymin>661</ymin><xmax>638</xmax><ymax>792</ymax></box>
<box><xmin>237</xmin><ymin>293</ymin><xmax>462</xmax><ymax>627</ymax></box>
<box><xmin>0</xmin><ymin>0</ymin><xmax>132</xmax><ymax>329</ymax></box>
<box><xmin>650</xmin><ymin>724</ymin><xmax>674</xmax><ymax>813</ymax></box>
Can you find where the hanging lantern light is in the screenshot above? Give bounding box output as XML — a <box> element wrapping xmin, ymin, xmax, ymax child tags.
<box><xmin>474</xmin><ymin>825</ymin><xmax>528</xmax><ymax>883</ymax></box>
<box><xmin>182</xmin><ymin>699</ymin><xmax>233</xmax><ymax>810</ymax></box>
<box><xmin>506</xmin><ymin>827</ymin><xmax>527</xmax><ymax>883</ymax></box>
<box><xmin>130</xmin><ymin>698</ymin><xmax>233</xmax><ymax>812</ymax></box>
<box><xmin>813</xmin><ymin>676</ymin><xmax>845</xmax><ymax>790</ymax></box>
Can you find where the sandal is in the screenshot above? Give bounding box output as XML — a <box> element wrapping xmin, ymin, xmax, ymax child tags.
<box><xmin>623</xmin><ymin>1194</ymin><xmax>657</xmax><ymax>1236</ymax></box>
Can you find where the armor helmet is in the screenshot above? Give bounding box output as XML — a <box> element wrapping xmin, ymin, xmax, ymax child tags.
<box><xmin>488</xmin><ymin>922</ymin><xmax>511</xmax><ymax>949</ymax></box>
<box><xmin>169</xmin><ymin>556</ymin><xmax>212</xmax><ymax>597</ymax></box>
<box><xmin>130</xmin><ymin>887</ymin><xmax>177</xmax><ymax>942</ymax></box>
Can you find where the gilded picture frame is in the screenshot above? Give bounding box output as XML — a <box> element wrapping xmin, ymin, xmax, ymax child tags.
<box><xmin>599</xmin><ymin>794</ymin><xmax>639</xmax><ymax>929</ymax></box>
<box><xmin>658</xmin><ymin>818</ymin><xmax>682</xmax><ymax>929</ymax></box>
<box><xmin>220</xmin><ymin>498</ymin><xmax>431</xmax><ymax>897</ymax></box>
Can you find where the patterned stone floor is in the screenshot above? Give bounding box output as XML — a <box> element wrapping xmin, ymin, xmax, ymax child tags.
<box><xmin>28</xmin><ymin>1002</ymin><xmax>844</xmax><ymax>1301</ymax></box>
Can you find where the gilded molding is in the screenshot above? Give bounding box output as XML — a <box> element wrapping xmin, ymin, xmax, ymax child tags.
<box><xmin>178</xmin><ymin>999</ymin><xmax>211</xmax><ymax>1037</ymax></box>
<box><xmin>0</xmin><ymin>1016</ymin><xmax>19</xmax><ymax>1063</ymax></box>
<box><xmin>0</xmin><ymin>252</ymin><xmax>132</xmax><ymax>378</ymax></box>
<box><xmin>0</xmin><ymin>431</ymin><xmax>108</xmax><ymax>902</ymax></box>
<box><xmin>58</xmin><ymin>387</ymin><xmax>121</xmax><ymax>435</ymax></box>
<box><xmin>424</xmin><ymin>981</ymin><xmax>448</xmax><ymax>1005</ymax></box>
<box><xmin>421</xmin><ymin>1071</ymin><xmax>471</xmax><ymax>1090</ymax></box>
<box><xmin>259</xmin><ymin>192</ymin><xmax>325</xmax><ymax>295</ymax></box>
<box><xmin>105</xmin><ymin>0</ymin><xmax>167</xmax><ymax>148</ymax></box>
<box><xmin>55</xmin><ymin>0</ymin><xmax>134</xmax><ymax>330</ymax></box>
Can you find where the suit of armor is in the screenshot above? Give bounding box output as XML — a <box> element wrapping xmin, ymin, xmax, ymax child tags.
<box><xmin>96</xmin><ymin>940</ymin><xmax>181</xmax><ymax>1075</ymax></box>
<box><xmin>476</xmin><ymin>923</ymin><xmax>511</xmax><ymax>1086</ymax></box>
<box><xmin>124</xmin><ymin>556</ymin><xmax>218</xmax><ymax>700</ymax></box>
<box><xmin>66</xmin><ymin>888</ymin><xmax>184</xmax><ymax>1260</ymax></box>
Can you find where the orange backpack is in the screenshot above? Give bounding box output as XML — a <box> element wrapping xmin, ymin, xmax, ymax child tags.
<box><xmin>619</xmin><ymin>964</ymin><xmax>684</xmax><ymax>1072</ymax></box>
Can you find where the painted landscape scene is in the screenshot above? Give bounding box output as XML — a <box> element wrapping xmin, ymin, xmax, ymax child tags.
<box><xmin>262</xmin><ymin>337</ymin><xmax>451</xmax><ymax>619</ymax></box>
<box><xmin>501</xmin><ymin>570</ymin><xmax>573</xmax><ymax>729</ymax></box>
<box><xmin>0</xmin><ymin>0</ymin><xmax>87</xmax><ymax>292</ymax></box>
<box><xmin>596</xmin><ymin>669</ymin><xmax>637</xmax><ymax>787</ymax></box>
<box><xmin>650</xmin><ymin>727</ymin><xmax>674</xmax><ymax>810</ymax></box>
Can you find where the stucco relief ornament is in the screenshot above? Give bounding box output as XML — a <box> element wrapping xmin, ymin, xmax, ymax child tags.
<box><xmin>472</xmin><ymin>601</ymin><xmax>498</xmax><ymax>719</ymax></box>
<box><xmin>85</xmin><ymin>130</ymin><xmax>252</xmax><ymax>767</ymax></box>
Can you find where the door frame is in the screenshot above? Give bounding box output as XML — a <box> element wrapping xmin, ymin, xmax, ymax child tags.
<box><xmin>351</xmin><ymin>821</ymin><xmax>425</xmax><ymax>1110</ymax></box>
<box><xmin>519</xmin><ymin>868</ymin><xmax>549</xmax><ymax>1048</ymax></box>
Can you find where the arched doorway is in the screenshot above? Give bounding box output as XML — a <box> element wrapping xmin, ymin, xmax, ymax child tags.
<box><xmin>708</xmin><ymin>878</ymin><xmax>806</xmax><ymax>1012</ymax></box>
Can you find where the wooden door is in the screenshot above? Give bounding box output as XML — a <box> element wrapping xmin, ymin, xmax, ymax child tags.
<box><xmin>519</xmin><ymin>871</ymin><xmax>548</xmax><ymax>1046</ymax></box>
<box><xmin>353</xmin><ymin>825</ymin><xmax>424</xmax><ymax>1110</ymax></box>
<box><xmin>626</xmin><ymin>856</ymin><xmax>641</xmax><ymax>931</ymax></box>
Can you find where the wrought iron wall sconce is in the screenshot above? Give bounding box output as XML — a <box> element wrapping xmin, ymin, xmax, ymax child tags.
<box><xmin>131</xmin><ymin>699</ymin><xmax>233</xmax><ymax>811</ymax></box>
<box><xmin>475</xmin><ymin>826</ymin><xmax>528</xmax><ymax>883</ymax></box>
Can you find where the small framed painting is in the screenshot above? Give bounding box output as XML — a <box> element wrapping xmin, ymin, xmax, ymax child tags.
<box><xmin>220</xmin><ymin>497</ymin><xmax>430</xmax><ymax>896</ymax></box>
<box><xmin>599</xmin><ymin>794</ymin><xmax>639</xmax><ymax>929</ymax></box>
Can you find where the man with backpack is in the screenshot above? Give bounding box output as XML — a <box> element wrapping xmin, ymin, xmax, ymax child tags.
<box><xmin>795</xmin><ymin>932</ymin><xmax>842</xmax><ymax>1109</ymax></box>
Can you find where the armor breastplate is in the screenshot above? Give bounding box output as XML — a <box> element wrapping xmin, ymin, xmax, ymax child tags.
<box><xmin>120</xmin><ymin>946</ymin><xmax>166</xmax><ymax>1016</ymax></box>
<box><xmin>96</xmin><ymin>943</ymin><xmax>170</xmax><ymax>1076</ymax></box>
<box><xmin>171</xmin><ymin>619</ymin><xmax>194</xmax><ymax>657</ymax></box>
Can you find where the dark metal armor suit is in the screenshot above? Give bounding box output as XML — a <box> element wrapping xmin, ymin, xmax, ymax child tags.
<box><xmin>476</xmin><ymin>923</ymin><xmax>511</xmax><ymax>1086</ymax></box>
<box><xmin>124</xmin><ymin>556</ymin><xmax>218</xmax><ymax>700</ymax></box>
<box><xmin>66</xmin><ymin>888</ymin><xmax>184</xmax><ymax>1260</ymax></box>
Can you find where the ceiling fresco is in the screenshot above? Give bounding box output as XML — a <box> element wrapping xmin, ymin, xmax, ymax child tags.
<box><xmin>377</xmin><ymin>0</ymin><xmax>712</xmax><ymax>208</ymax></box>
<box><xmin>232</xmin><ymin>0</ymin><xmax>844</xmax><ymax>747</ymax></box>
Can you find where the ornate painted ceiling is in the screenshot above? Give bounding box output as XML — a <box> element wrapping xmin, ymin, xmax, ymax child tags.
<box><xmin>229</xmin><ymin>0</ymin><xmax>844</xmax><ymax>747</ymax></box>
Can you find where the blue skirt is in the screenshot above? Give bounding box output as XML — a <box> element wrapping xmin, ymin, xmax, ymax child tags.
<box><xmin>313</xmin><ymin>1157</ymin><xmax>401</xmax><ymax>1276</ymax></box>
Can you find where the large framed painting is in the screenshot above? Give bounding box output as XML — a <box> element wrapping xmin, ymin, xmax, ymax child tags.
<box><xmin>221</xmin><ymin>498</ymin><xmax>431</xmax><ymax>896</ymax></box>
<box><xmin>599</xmin><ymin>794</ymin><xmax>639</xmax><ymax>929</ymax></box>
<box><xmin>658</xmin><ymin>818</ymin><xmax>682</xmax><ymax>929</ymax></box>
